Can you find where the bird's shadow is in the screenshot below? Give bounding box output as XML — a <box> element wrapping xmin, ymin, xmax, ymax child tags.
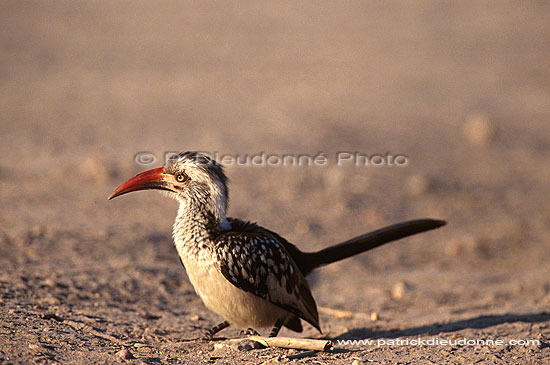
<box><xmin>331</xmin><ymin>312</ymin><xmax>550</xmax><ymax>340</ymax></box>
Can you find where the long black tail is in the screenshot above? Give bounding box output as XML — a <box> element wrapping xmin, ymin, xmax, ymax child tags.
<box><xmin>297</xmin><ymin>219</ymin><xmax>446</xmax><ymax>275</ymax></box>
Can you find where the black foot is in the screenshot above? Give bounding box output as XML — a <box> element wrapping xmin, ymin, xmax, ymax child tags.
<box><xmin>242</xmin><ymin>328</ymin><xmax>260</xmax><ymax>336</ymax></box>
<box><xmin>269</xmin><ymin>319</ymin><xmax>284</xmax><ymax>337</ymax></box>
<box><xmin>202</xmin><ymin>321</ymin><xmax>230</xmax><ymax>340</ymax></box>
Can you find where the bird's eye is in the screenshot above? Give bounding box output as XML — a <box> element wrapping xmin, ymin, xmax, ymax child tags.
<box><xmin>175</xmin><ymin>173</ymin><xmax>188</xmax><ymax>183</ymax></box>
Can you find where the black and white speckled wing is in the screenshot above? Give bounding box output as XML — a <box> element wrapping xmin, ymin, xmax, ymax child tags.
<box><xmin>213</xmin><ymin>226</ymin><xmax>320</xmax><ymax>331</ymax></box>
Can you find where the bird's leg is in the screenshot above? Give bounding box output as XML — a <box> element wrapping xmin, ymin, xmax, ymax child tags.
<box><xmin>242</xmin><ymin>328</ymin><xmax>260</xmax><ymax>336</ymax></box>
<box><xmin>268</xmin><ymin>319</ymin><xmax>284</xmax><ymax>337</ymax></box>
<box><xmin>202</xmin><ymin>321</ymin><xmax>230</xmax><ymax>340</ymax></box>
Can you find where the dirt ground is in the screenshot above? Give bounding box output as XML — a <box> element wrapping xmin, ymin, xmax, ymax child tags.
<box><xmin>1</xmin><ymin>1</ymin><xmax>549</xmax><ymax>363</ymax></box>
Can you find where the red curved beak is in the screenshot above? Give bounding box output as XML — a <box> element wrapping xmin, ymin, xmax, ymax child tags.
<box><xmin>108</xmin><ymin>167</ymin><xmax>172</xmax><ymax>200</ymax></box>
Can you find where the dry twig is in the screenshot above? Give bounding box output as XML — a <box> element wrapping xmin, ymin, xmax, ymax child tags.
<box><xmin>248</xmin><ymin>335</ymin><xmax>333</xmax><ymax>352</ymax></box>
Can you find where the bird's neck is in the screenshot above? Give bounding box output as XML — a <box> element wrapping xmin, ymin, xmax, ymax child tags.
<box><xmin>172</xmin><ymin>189</ymin><xmax>230</xmax><ymax>254</ymax></box>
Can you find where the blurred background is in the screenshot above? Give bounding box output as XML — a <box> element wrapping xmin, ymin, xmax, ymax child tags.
<box><xmin>0</xmin><ymin>1</ymin><xmax>549</xmax><ymax>361</ymax></box>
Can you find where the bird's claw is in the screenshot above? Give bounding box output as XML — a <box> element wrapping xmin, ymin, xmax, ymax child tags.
<box><xmin>241</xmin><ymin>328</ymin><xmax>260</xmax><ymax>336</ymax></box>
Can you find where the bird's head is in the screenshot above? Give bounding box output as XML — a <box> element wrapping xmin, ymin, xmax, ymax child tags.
<box><xmin>109</xmin><ymin>151</ymin><xmax>229</xmax><ymax>223</ymax></box>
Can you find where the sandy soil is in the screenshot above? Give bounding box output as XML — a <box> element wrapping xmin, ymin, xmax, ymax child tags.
<box><xmin>1</xmin><ymin>1</ymin><xmax>549</xmax><ymax>363</ymax></box>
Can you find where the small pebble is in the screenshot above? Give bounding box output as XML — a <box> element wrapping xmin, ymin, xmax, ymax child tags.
<box><xmin>140</xmin><ymin>310</ymin><xmax>160</xmax><ymax>320</ymax></box>
<box><xmin>391</xmin><ymin>281</ymin><xmax>412</xmax><ymax>300</ymax></box>
<box><xmin>133</xmin><ymin>343</ymin><xmax>151</xmax><ymax>353</ymax></box>
<box><xmin>116</xmin><ymin>349</ymin><xmax>135</xmax><ymax>360</ymax></box>
<box><xmin>43</xmin><ymin>296</ymin><xmax>62</xmax><ymax>306</ymax></box>
<box><xmin>370</xmin><ymin>311</ymin><xmax>379</xmax><ymax>321</ymax></box>
<box><xmin>42</xmin><ymin>278</ymin><xmax>56</xmax><ymax>287</ymax></box>
<box><xmin>41</xmin><ymin>312</ymin><xmax>63</xmax><ymax>321</ymax></box>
